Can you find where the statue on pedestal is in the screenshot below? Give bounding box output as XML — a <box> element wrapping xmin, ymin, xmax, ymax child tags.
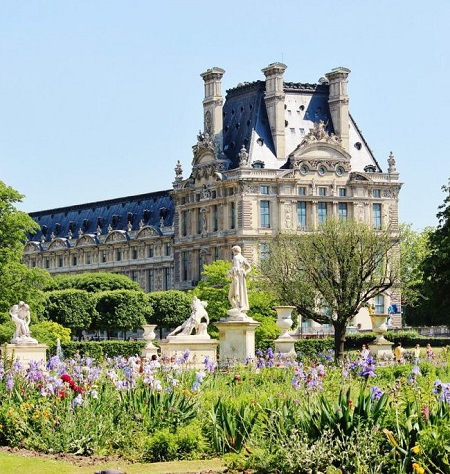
<box><xmin>168</xmin><ymin>296</ymin><xmax>210</xmax><ymax>337</ymax></box>
<box><xmin>10</xmin><ymin>301</ymin><xmax>38</xmax><ymax>344</ymax></box>
<box><xmin>227</xmin><ymin>245</ymin><xmax>251</xmax><ymax>316</ymax></box>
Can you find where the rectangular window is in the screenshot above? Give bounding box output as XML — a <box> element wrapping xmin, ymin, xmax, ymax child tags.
<box><xmin>318</xmin><ymin>202</ymin><xmax>327</xmax><ymax>223</ymax></box>
<box><xmin>147</xmin><ymin>269</ymin><xmax>154</xmax><ymax>292</ymax></box>
<box><xmin>339</xmin><ymin>188</ymin><xmax>347</xmax><ymax>197</ymax></box>
<box><xmin>260</xmin><ymin>200</ymin><xmax>271</xmax><ymax>228</ymax></box>
<box><xmin>318</xmin><ymin>187</ymin><xmax>327</xmax><ymax>197</ymax></box>
<box><xmin>260</xmin><ymin>185</ymin><xmax>270</xmax><ymax>195</ymax></box>
<box><xmin>373</xmin><ymin>189</ymin><xmax>381</xmax><ymax>198</ymax></box>
<box><xmin>58</xmin><ymin>256</ymin><xmax>63</xmax><ymax>267</ymax></box>
<box><xmin>72</xmin><ymin>256</ymin><xmax>77</xmax><ymax>266</ymax></box>
<box><xmin>85</xmin><ymin>253</ymin><xmax>91</xmax><ymax>265</ymax></box>
<box><xmin>338</xmin><ymin>202</ymin><xmax>348</xmax><ymax>220</ymax></box>
<box><xmin>132</xmin><ymin>248</ymin><xmax>138</xmax><ymax>260</ymax></box>
<box><xmin>165</xmin><ymin>243</ymin><xmax>171</xmax><ymax>256</ymax></box>
<box><xmin>164</xmin><ymin>268</ymin><xmax>170</xmax><ymax>290</ymax></box>
<box><xmin>213</xmin><ymin>205</ymin><xmax>218</xmax><ymax>231</ymax></box>
<box><xmin>373</xmin><ymin>203</ymin><xmax>382</xmax><ymax>229</ymax></box>
<box><xmin>45</xmin><ymin>258</ymin><xmax>50</xmax><ymax>269</ymax></box>
<box><xmin>374</xmin><ymin>294</ymin><xmax>384</xmax><ymax>314</ymax></box>
<box><xmin>182</xmin><ymin>210</ymin><xmax>187</xmax><ymax>236</ymax></box>
<box><xmin>182</xmin><ymin>251</ymin><xmax>188</xmax><ymax>281</ymax></box>
<box><xmin>197</xmin><ymin>209</ymin><xmax>202</xmax><ymax>234</ymax></box>
<box><xmin>214</xmin><ymin>247</ymin><xmax>219</xmax><ymax>261</ymax></box>
<box><xmin>230</xmin><ymin>202</ymin><xmax>236</xmax><ymax>229</ymax></box>
<box><xmin>148</xmin><ymin>245</ymin><xmax>154</xmax><ymax>258</ymax></box>
<box><xmin>131</xmin><ymin>271</ymin><xmax>137</xmax><ymax>282</ymax></box>
<box><xmin>297</xmin><ymin>201</ymin><xmax>307</xmax><ymax>228</ymax></box>
<box><xmin>197</xmin><ymin>252</ymin><xmax>203</xmax><ymax>281</ymax></box>
<box><xmin>116</xmin><ymin>250</ymin><xmax>121</xmax><ymax>262</ymax></box>
<box><xmin>298</xmin><ymin>186</ymin><xmax>306</xmax><ymax>196</ymax></box>
<box><xmin>102</xmin><ymin>252</ymin><xmax>107</xmax><ymax>263</ymax></box>
<box><xmin>260</xmin><ymin>242</ymin><xmax>270</xmax><ymax>260</ymax></box>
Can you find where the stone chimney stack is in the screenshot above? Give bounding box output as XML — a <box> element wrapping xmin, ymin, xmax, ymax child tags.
<box><xmin>261</xmin><ymin>62</ymin><xmax>287</xmax><ymax>159</ymax></box>
<box><xmin>325</xmin><ymin>67</ymin><xmax>351</xmax><ymax>152</ymax></box>
<box><xmin>200</xmin><ymin>67</ymin><xmax>225</xmax><ymax>151</ymax></box>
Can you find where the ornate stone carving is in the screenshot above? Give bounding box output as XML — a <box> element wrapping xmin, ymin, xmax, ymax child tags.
<box><xmin>238</xmin><ymin>145</ymin><xmax>249</xmax><ymax>167</ymax></box>
<box><xmin>388</xmin><ymin>151</ymin><xmax>397</xmax><ymax>173</ymax></box>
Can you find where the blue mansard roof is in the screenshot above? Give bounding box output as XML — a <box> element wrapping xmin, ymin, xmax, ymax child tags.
<box><xmin>27</xmin><ymin>190</ymin><xmax>174</xmax><ymax>242</ymax></box>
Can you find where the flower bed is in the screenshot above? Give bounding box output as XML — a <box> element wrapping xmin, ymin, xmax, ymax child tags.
<box><xmin>0</xmin><ymin>349</ymin><xmax>449</xmax><ymax>473</ymax></box>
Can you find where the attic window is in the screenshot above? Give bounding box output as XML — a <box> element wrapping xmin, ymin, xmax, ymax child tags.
<box><xmin>240</xmin><ymin>106</ymin><xmax>244</xmax><ymax>112</ymax></box>
<box><xmin>235</xmin><ymin>123</ymin><xmax>240</xmax><ymax>129</ymax></box>
<box><xmin>299</xmin><ymin>105</ymin><xmax>305</xmax><ymax>111</ymax></box>
<box><xmin>257</xmin><ymin>138</ymin><xmax>264</xmax><ymax>146</ymax></box>
<box><xmin>354</xmin><ymin>142</ymin><xmax>362</xmax><ymax>150</ymax></box>
<box><xmin>252</xmin><ymin>161</ymin><xmax>264</xmax><ymax>169</ymax></box>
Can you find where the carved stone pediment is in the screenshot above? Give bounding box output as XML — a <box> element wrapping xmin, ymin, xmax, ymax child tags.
<box><xmin>105</xmin><ymin>230</ymin><xmax>128</xmax><ymax>243</ymax></box>
<box><xmin>136</xmin><ymin>226</ymin><xmax>161</xmax><ymax>239</ymax></box>
<box><xmin>48</xmin><ymin>238</ymin><xmax>70</xmax><ymax>250</ymax></box>
<box><xmin>75</xmin><ymin>234</ymin><xmax>98</xmax><ymax>247</ymax></box>
<box><xmin>24</xmin><ymin>241</ymin><xmax>42</xmax><ymax>253</ymax></box>
<box><xmin>349</xmin><ymin>172</ymin><xmax>370</xmax><ymax>182</ymax></box>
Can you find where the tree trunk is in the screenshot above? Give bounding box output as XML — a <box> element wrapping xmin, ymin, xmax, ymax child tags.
<box><xmin>333</xmin><ymin>321</ymin><xmax>347</xmax><ymax>360</ymax></box>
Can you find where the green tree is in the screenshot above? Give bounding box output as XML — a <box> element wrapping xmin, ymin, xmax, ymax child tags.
<box><xmin>48</xmin><ymin>272</ymin><xmax>142</xmax><ymax>292</ymax></box>
<box><xmin>147</xmin><ymin>290</ymin><xmax>192</xmax><ymax>329</ymax></box>
<box><xmin>399</xmin><ymin>223</ymin><xmax>433</xmax><ymax>325</ymax></box>
<box><xmin>29</xmin><ymin>320</ymin><xmax>71</xmax><ymax>353</ymax></box>
<box><xmin>43</xmin><ymin>289</ymin><xmax>96</xmax><ymax>339</ymax></box>
<box><xmin>94</xmin><ymin>290</ymin><xmax>151</xmax><ymax>339</ymax></box>
<box><xmin>415</xmin><ymin>180</ymin><xmax>450</xmax><ymax>325</ymax></box>
<box><xmin>0</xmin><ymin>181</ymin><xmax>50</xmax><ymax>320</ymax></box>
<box><xmin>258</xmin><ymin>218</ymin><xmax>399</xmax><ymax>359</ymax></box>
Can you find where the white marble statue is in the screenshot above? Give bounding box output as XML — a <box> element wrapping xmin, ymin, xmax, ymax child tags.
<box><xmin>10</xmin><ymin>301</ymin><xmax>38</xmax><ymax>344</ymax></box>
<box><xmin>228</xmin><ymin>245</ymin><xmax>251</xmax><ymax>313</ymax></box>
<box><xmin>168</xmin><ymin>296</ymin><xmax>210</xmax><ymax>337</ymax></box>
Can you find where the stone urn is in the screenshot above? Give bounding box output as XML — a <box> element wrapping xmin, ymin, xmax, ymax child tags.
<box><xmin>368</xmin><ymin>314</ymin><xmax>393</xmax><ymax>359</ymax></box>
<box><xmin>274</xmin><ymin>306</ymin><xmax>296</xmax><ymax>338</ymax></box>
<box><xmin>141</xmin><ymin>324</ymin><xmax>158</xmax><ymax>358</ymax></box>
<box><xmin>370</xmin><ymin>315</ymin><xmax>389</xmax><ymax>343</ymax></box>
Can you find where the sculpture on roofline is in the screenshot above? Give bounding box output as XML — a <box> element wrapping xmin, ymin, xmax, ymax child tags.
<box><xmin>168</xmin><ymin>296</ymin><xmax>210</xmax><ymax>337</ymax></box>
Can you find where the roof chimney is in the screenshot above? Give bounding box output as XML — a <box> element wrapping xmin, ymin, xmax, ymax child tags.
<box><xmin>200</xmin><ymin>67</ymin><xmax>225</xmax><ymax>152</ymax></box>
<box><xmin>261</xmin><ymin>62</ymin><xmax>287</xmax><ymax>159</ymax></box>
<box><xmin>325</xmin><ymin>67</ymin><xmax>351</xmax><ymax>152</ymax></box>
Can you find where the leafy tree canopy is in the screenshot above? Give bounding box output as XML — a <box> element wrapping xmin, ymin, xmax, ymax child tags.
<box><xmin>415</xmin><ymin>180</ymin><xmax>450</xmax><ymax>325</ymax></box>
<box><xmin>0</xmin><ymin>181</ymin><xmax>39</xmax><ymax>267</ymax></box>
<box><xmin>46</xmin><ymin>272</ymin><xmax>142</xmax><ymax>293</ymax></box>
<box><xmin>258</xmin><ymin>218</ymin><xmax>399</xmax><ymax>359</ymax></box>
<box><xmin>43</xmin><ymin>289</ymin><xmax>96</xmax><ymax>336</ymax></box>
<box><xmin>94</xmin><ymin>290</ymin><xmax>151</xmax><ymax>336</ymax></box>
<box><xmin>147</xmin><ymin>290</ymin><xmax>192</xmax><ymax>328</ymax></box>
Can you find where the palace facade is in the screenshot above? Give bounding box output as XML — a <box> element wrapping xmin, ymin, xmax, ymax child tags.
<box><xmin>23</xmin><ymin>63</ymin><xmax>403</xmax><ymax>328</ymax></box>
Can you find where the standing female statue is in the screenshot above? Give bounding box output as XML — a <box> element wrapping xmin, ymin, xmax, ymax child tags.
<box><xmin>228</xmin><ymin>245</ymin><xmax>251</xmax><ymax>312</ymax></box>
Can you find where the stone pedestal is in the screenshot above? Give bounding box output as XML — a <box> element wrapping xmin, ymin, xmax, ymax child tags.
<box><xmin>368</xmin><ymin>314</ymin><xmax>394</xmax><ymax>359</ymax></box>
<box><xmin>141</xmin><ymin>324</ymin><xmax>159</xmax><ymax>359</ymax></box>
<box><xmin>159</xmin><ymin>336</ymin><xmax>219</xmax><ymax>368</ymax></box>
<box><xmin>215</xmin><ymin>315</ymin><xmax>260</xmax><ymax>365</ymax></box>
<box><xmin>2</xmin><ymin>343</ymin><xmax>48</xmax><ymax>366</ymax></box>
<box><xmin>274</xmin><ymin>306</ymin><xmax>296</xmax><ymax>356</ymax></box>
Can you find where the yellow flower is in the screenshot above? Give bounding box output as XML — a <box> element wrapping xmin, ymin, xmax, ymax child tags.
<box><xmin>411</xmin><ymin>445</ymin><xmax>420</xmax><ymax>454</ymax></box>
<box><xmin>412</xmin><ymin>463</ymin><xmax>425</xmax><ymax>474</ymax></box>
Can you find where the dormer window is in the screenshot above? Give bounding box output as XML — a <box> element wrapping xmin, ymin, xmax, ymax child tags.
<box><xmin>252</xmin><ymin>161</ymin><xmax>264</xmax><ymax>169</ymax></box>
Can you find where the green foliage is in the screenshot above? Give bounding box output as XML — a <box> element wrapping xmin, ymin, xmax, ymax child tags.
<box><xmin>206</xmin><ymin>398</ymin><xmax>259</xmax><ymax>454</ymax></box>
<box><xmin>258</xmin><ymin>218</ymin><xmax>399</xmax><ymax>359</ymax></box>
<box><xmin>295</xmin><ymin>338</ymin><xmax>334</xmax><ymax>356</ymax></box>
<box><xmin>119</xmin><ymin>383</ymin><xmax>199</xmax><ymax>433</ymax></box>
<box><xmin>254</xmin><ymin>316</ymin><xmax>280</xmax><ymax>351</ymax></box>
<box><xmin>0</xmin><ymin>321</ymin><xmax>14</xmax><ymax>344</ymax></box>
<box><xmin>30</xmin><ymin>320</ymin><xmax>71</xmax><ymax>353</ymax></box>
<box><xmin>147</xmin><ymin>290</ymin><xmax>192</xmax><ymax>327</ymax></box>
<box><xmin>47</xmin><ymin>272</ymin><xmax>142</xmax><ymax>292</ymax></box>
<box><xmin>193</xmin><ymin>260</ymin><xmax>231</xmax><ymax>322</ymax></box>
<box><xmin>61</xmin><ymin>340</ymin><xmax>145</xmax><ymax>360</ymax></box>
<box><xmin>93</xmin><ymin>290</ymin><xmax>150</xmax><ymax>336</ymax></box>
<box><xmin>412</xmin><ymin>179</ymin><xmax>450</xmax><ymax>326</ymax></box>
<box><xmin>43</xmin><ymin>289</ymin><xmax>96</xmax><ymax>336</ymax></box>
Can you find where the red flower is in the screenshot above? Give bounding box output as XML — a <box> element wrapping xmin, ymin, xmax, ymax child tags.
<box><xmin>61</xmin><ymin>374</ymin><xmax>72</xmax><ymax>383</ymax></box>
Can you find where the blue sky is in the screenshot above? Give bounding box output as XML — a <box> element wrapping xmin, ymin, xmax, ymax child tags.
<box><xmin>1</xmin><ymin>1</ymin><xmax>448</xmax><ymax>231</ymax></box>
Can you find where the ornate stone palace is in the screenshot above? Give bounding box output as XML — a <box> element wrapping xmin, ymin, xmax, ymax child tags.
<box><xmin>23</xmin><ymin>63</ymin><xmax>403</xmax><ymax>327</ymax></box>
